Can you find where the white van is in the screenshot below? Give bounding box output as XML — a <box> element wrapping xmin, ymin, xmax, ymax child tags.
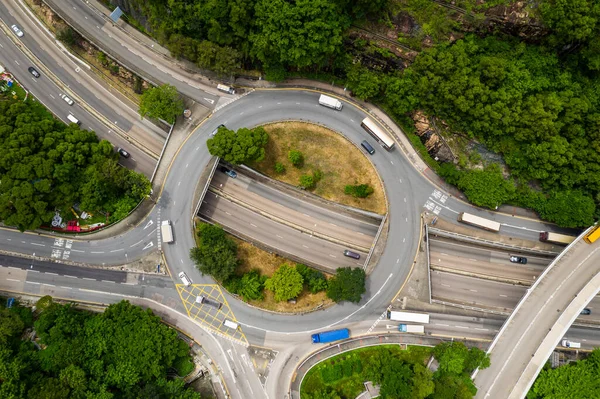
<box><xmin>178</xmin><ymin>271</ymin><xmax>192</xmax><ymax>286</ymax></box>
<box><xmin>66</xmin><ymin>114</ymin><xmax>80</xmax><ymax>125</ymax></box>
<box><xmin>223</xmin><ymin>319</ymin><xmax>239</xmax><ymax>330</ymax></box>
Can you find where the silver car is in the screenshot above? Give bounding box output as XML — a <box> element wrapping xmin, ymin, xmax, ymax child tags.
<box><xmin>11</xmin><ymin>25</ymin><xmax>24</xmax><ymax>37</ymax></box>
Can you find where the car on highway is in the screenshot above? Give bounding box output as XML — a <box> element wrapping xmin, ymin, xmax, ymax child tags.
<box><xmin>11</xmin><ymin>25</ymin><xmax>24</xmax><ymax>37</ymax></box>
<box><xmin>211</xmin><ymin>124</ymin><xmax>226</xmax><ymax>136</ymax></box>
<box><xmin>28</xmin><ymin>67</ymin><xmax>40</xmax><ymax>78</ymax></box>
<box><xmin>343</xmin><ymin>250</ymin><xmax>360</xmax><ymax>260</ymax></box>
<box><xmin>509</xmin><ymin>256</ymin><xmax>527</xmax><ymax>264</ymax></box>
<box><xmin>117</xmin><ymin>148</ymin><xmax>130</xmax><ymax>158</ymax></box>
<box><xmin>220</xmin><ymin>166</ymin><xmax>237</xmax><ymax>178</ymax></box>
<box><xmin>580</xmin><ymin>308</ymin><xmax>591</xmax><ymax>315</ymax></box>
<box><xmin>61</xmin><ymin>94</ymin><xmax>74</xmax><ymax>106</ymax></box>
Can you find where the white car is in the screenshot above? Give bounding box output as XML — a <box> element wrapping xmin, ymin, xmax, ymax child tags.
<box><xmin>61</xmin><ymin>94</ymin><xmax>74</xmax><ymax>106</ymax></box>
<box><xmin>11</xmin><ymin>25</ymin><xmax>24</xmax><ymax>37</ymax></box>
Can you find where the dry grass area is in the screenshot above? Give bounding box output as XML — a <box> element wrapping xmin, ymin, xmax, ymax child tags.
<box><xmin>251</xmin><ymin>122</ymin><xmax>387</xmax><ymax>214</ymax></box>
<box><xmin>233</xmin><ymin>238</ymin><xmax>333</xmax><ymax>313</ymax></box>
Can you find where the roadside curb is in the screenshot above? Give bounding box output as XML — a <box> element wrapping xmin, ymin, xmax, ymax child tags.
<box><xmin>430</xmin><ymin>265</ymin><xmax>531</xmax><ymax>286</ymax></box>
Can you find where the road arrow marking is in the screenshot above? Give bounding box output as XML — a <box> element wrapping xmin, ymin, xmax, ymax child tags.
<box><xmin>144</xmin><ymin>220</ymin><xmax>154</xmax><ymax>229</ymax></box>
<box><xmin>204</xmin><ymin>98</ymin><xmax>215</xmax><ymax>104</ymax></box>
<box><xmin>143</xmin><ymin>242</ymin><xmax>154</xmax><ymax>250</ymax></box>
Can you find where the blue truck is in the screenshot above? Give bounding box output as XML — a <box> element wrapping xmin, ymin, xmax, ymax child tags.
<box><xmin>311</xmin><ymin>328</ymin><xmax>350</xmax><ymax>344</ymax></box>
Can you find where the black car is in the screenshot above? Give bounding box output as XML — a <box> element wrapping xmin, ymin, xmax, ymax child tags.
<box><xmin>28</xmin><ymin>67</ymin><xmax>40</xmax><ymax>78</ymax></box>
<box><xmin>343</xmin><ymin>250</ymin><xmax>361</xmax><ymax>260</ymax></box>
<box><xmin>580</xmin><ymin>308</ymin><xmax>591</xmax><ymax>315</ymax></box>
<box><xmin>117</xmin><ymin>147</ymin><xmax>130</xmax><ymax>158</ymax></box>
<box><xmin>509</xmin><ymin>256</ymin><xmax>528</xmax><ymax>264</ymax></box>
<box><xmin>220</xmin><ymin>166</ymin><xmax>237</xmax><ymax>178</ymax></box>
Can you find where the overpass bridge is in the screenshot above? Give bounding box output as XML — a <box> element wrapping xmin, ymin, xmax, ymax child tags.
<box><xmin>474</xmin><ymin>227</ymin><xmax>600</xmax><ymax>398</ymax></box>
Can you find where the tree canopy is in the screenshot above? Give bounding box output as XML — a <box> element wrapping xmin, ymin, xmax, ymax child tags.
<box><xmin>139</xmin><ymin>84</ymin><xmax>184</xmax><ymax>124</ymax></box>
<box><xmin>0</xmin><ymin>96</ymin><xmax>150</xmax><ymax>231</ymax></box>
<box><xmin>190</xmin><ymin>223</ymin><xmax>238</xmax><ymax>281</ymax></box>
<box><xmin>0</xmin><ymin>298</ymin><xmax>199</xmax><ymax>399</ymax></box>
<box><xmin>207</xmin><ymin>126</ymin><xmax>269</xmax><ymax>165</ymax></box>
<box><xmin>326</xmin><ymin>267</ymin><xmax>366</xmax><ymax>303</ymax></box>
<box><xmin>264</xmin><ymin>263</ymin><xmax>304</xmax><ymax>302</ymax></box>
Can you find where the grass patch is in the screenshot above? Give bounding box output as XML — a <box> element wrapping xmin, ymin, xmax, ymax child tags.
<box><xmin>300</xmin><ymin>344</ymin><xmax>432</xmax><ymax>399</ymax></box>
<box><xmin>251</xmin><ymin>122</ymin><xmax>386</xmax><ymax>214</ymax></box>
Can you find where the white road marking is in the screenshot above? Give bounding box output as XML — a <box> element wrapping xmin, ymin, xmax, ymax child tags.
<box><xmin>110</xmin><ymin>249</ymin><xmax>124</xmax><ymax>252</ymax></box>
<box><xmin>6</xmin><ymin>278</ymin><xmax>20</xmax><ymax>282</ymax></box>
<box><xmin>90</xmin><ymin>251</ymin><xmax>104</xmax><ymax>254</ymax></box>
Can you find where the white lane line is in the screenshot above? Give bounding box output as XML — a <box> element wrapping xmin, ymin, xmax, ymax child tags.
<box><xmin>45</xmin><ymin>272</ymin><xmax>58</xmax><ymax>276</ymax></box>
<box><xmin>90</xmin><ymin>251</ymin><xmax>104</xmax><ymax>254</ymax></box>
<box><xmin>26</xmin><ymin>281</ymin><xmax>40</xmax><ymax>285</ymax></box>
<box><xmin>60</xmin><ymin>286</ymin><xmax>72</xmax><ymax>290</ymax></box>
<box><xmin>43</xmin><ymin>284</ymin><xmax>55</xmax><ymax>287</ymax></box>
<box><xmin>7</xmin><ymin>278</ymin><xmax>20</xmax><ymax>282</ymax></box>
<box><xmin>31</xmin><ymin>243</ymin><xmax>45</xmax><ymax>247</ymax></box>
<box><xmin>475</xmin><ymin>328</ymin><xmax>490</xmax><ymax>331</ymax></box>
<box><xmin>455</xmin><ymin>325</ymin><xmax>469</xmax><ymax>329</ymax></box>
<box><xmin>329</xmin><ymin>254</ymin><xmax>337</xmax><ymax>258</ymax></box>
<box><xmin>102</xmin><ymin>280</ymin><xmax>115</xmax><ymax>283</ymax></box>
<box><xmin>71</xmin><ymin>249</ymin><xmax>84</xmax><ymax>253</ymax></box>
<box><xmin>469</xmin><ymin>289</ymin><xmax>478</xmax><ymax>292</ymax></box>
<box><xmin>250</xmin><ymin>223</ymin><xmax>257</xmax><ymax>228</ymax></box>
<box><xmin>130</xmin><ymin>240</ymin><xmax>143</xmax><ymax>247</ymax></box>
<box><xmin>110</xmin><ymin>249</ymin><xmax>124</xmax><ymax>252</ymax></box>
<box><xmin>64</xmin><ymin>275</ymin><xmax>77</xmax><ymax>279</ymax></box>
<box><xmin>435</xmin><ymin>324</ymin><xmax>449</xmax><ymax>327</ymax></box>
<box><xmin>499</xmin><ymin>294</ymin><xmax>508</xmax><ymax>297</ymax></box>
<box><xmin>82</xmin><ymin>277</ymin><xmax>95</xmax><ymax>281</ymax></box>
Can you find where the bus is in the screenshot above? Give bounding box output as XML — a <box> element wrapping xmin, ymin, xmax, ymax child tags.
<box><xmin>387</xmin><ymin>310</ymin><xmax>430</xmax><ymax>324</ymax></box>
<box><xmin>584</xmin><ymin>225</ymin><xmax>600</xmax><ymax>244</ymax></box>
<box><xmin>539</xmin><ymin>231</ymin><xmax>576</xmax><ymax>245</ymax></box>
<box><xmin>457</xmin><ymin>212</ymin><xmax>501</xmax><ymax>232</ymax></box>
<box><xmin>361</xmin><ymin>117</ymin><xmax>395</xmax><ymax>150</ymax></box>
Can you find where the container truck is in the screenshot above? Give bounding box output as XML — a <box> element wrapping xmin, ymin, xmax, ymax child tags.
<box><xmin>318</xmin><ymin>94</ymin><xmax>343</xmax><ymax>110</ymax></box>
<box><xmin>161</xmin><ymin>220</ymin><xmax>174</xmax><ymax>243</ymax></box>
<box><xmin>539</xmin><ymin>231</ymin><xmax>576</xmax><ymax>245</ymax></box>
<box><xmin>398</xmin><ymin>324</ymin><xmax>425</xmax><ymax>334</ymax></box>
<box><xmin>311</xmin><ymin>328</ymin><xmax>350</xmax><ymax>344</ymax></box>
<box><xmin>562</xmin><ymin>339</ymin><xmax>581</xmax><ymax>349</ymax></box>
<box><xmin>387</xmin><ymin>311</ymin><xmax>430</xmax><ymax>324</ymax></box>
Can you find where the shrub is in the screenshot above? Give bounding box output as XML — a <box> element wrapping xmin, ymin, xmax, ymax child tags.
<box><xmin>344</xmin><ymin>184</ymin><xmax>374</xmax><ymax>198</ymax></box>
<box><xmin>300</xmin><ymin>174</ymin><xmax>315</xmax><ymax>189</ymax></box>
<box><xmin>313</xmin><ymin>169</ymin><xmax>324</xmax><ymax>182</ymax></box>
<box><xmin>288</xmin><ymin>150</ymin><xmax>304</xmax><ymax>167</ymax></box>
<box><xmin>275</xmin><ymin>162</ymin><xmax>286</xmax><ymax>174</ymax></box>
<box><xmin>327</xmin><ymin>268</ymin><xmax>366</xmax><ymax>303</ymax></box>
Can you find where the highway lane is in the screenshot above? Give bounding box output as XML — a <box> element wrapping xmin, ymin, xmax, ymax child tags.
<box><xmin>429</xmin><ymin>237</ymin><xmax>552</xmax><ymax>283</ymax></box>
<box><xmin>44</xmin><ymin>0</ymin><xmax>220</xmax><ymax>108</ymax></box>
<box><xmin>0</xmin><ymin>4</ymin><xmax>158</xmax><ymax>176</ymax></box>
<box><xmin>211</xmin><ymin>172</ymin><xmax>377</xmax><ymax>249</ymax></box>
<box><xmin>200</xmin><ymin>193</ymin><xmax>367</xmax><ymax>270</ymax></box>
<box><xmin>432</xmin><ymin>270</ymin><xmax>526</xmax><ymax>310</ymax></box>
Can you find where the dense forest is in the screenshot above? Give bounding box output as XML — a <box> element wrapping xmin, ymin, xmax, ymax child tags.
<box><xmin>0</xmin><ymin>96</ymin><xmax>151</xmax><ymax>231</ymax></box>
<box><xmin>104</xmin><ymin>0</ymin><xmax>600</xmax><ymax>227</ymax></box>
<box><xmin>0</xmin><ymin>298</ymin><xmax>199</xmax><ymax>399</ymax></box>
<box><xmin>528</xmin><ymin>349</ymin><xmax>600</xmax><ymax>398</ymax></box>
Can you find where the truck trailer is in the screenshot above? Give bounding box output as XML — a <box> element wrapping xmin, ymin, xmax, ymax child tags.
<box><xmin>161</xmin><ymin>220</ymin><xmax>174</xmax><ymax>243</ymax></box>
<box><xmin>318</xmin><ymin>94</ymin><xmax>343</xmax><ymax>110</ymax></box>
<box><xmin>398</xmin><ymin>324</ymin><xmax>425</xmax><ymax>334</ymax></box>
<box><xmin>311</xmin><ymin>328</ymin><xmax>350</xmax><ymax>344</ymax></box>
<box><xmin>387</xmin><ymin>310</ymin><xmax>430</xmax><ymax>324</ymax></box>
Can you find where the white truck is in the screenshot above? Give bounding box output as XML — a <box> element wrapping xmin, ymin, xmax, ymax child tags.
<box><xmin>161</xmin><ymin>220</ymin><xmax>174</xmax><ymax>243</ymax></box>
<box><xmin>217</xmin><ymin>84</ymin><xmax>235</xmax><ymax>95</ymax></box>
<box><xmin>398</xmin><ymin>324</ymin><xmax>425</xmax><ymax>334</ymax></box>
<box><xmin>318</xmin><ymin>94</ymin><xmax>343</xmax><ymax>111</ymax></box>
<box><xmin>562</xmin><ymin>339</ymin><xmax>581</xmax><ymax>349</ymax></box>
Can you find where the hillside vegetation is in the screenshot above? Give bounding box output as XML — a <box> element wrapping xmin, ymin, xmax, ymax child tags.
<box><xmin>105</xmin><ymin>0</ymin><xmax>600</xmax><ymax>226</ymax></box>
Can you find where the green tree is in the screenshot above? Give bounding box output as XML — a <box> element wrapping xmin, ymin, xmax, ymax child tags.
<box><xmin>346</xmin><ymin>64</ymin><xmax>384</xmax><ymax>100</ymax></box>
<box><xmin>288</xmin><ymin>150</ymin><xmax>304</xmax><ymax>167</ymax></box>
<box><xmin>537</xmin><ymin>190</ymin><xmax>596</xmax><ymax>228</ymax></box>
<box><xmin>250</xmin><ymin>0</ymin><xmax>349</xmax><ymax>69</ymax></box>
<box><xmin>326</xmin><ymin>268</ymin><xmax>366</xmax><ymax>303</ymax></box>
<box><xmin>264</xmin><ymin>264</ymin><xmax>304</xmax><ymax>302</ymax></box>
<box><xmin>296</xmin><ymin>263</ymin><xmax>328</xmax><ymax>293</ymax></box>
<box><xmin>458</xmin><ymin>164</ymin><xmax>515</xmax><ymax>209</ymax></box>
<box><xmin>540</xmin><ymin>0</ymin><xmax>600</xmax><ymax>42</ymax></box>
<box><xmin>139</xmin><ymin>84</ymin><xmax>184</xmax><ymax>124</ymax></box>
<box><xmin>275</xmin><ymin>162</ymin><xmax>286</xmax><ymax>174</ymax></box>
<box><xmin>238</xmin><ymin>270</ymin><xmax>266</xmax><ymax>301</ymax></box>
<box><xmin>190</xmin><ymin>223</ymin><xmax>238</xmax><ymax>281</ymax></box>
<box><xmin>207</xmin><ymin>126</ymin><xmax>269</xmax><ymax>165</ymax></box>
<box><xmin>0</xmin><ymin>309</ymin><xmax>24</xmax><ymax>345</ymax></box>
